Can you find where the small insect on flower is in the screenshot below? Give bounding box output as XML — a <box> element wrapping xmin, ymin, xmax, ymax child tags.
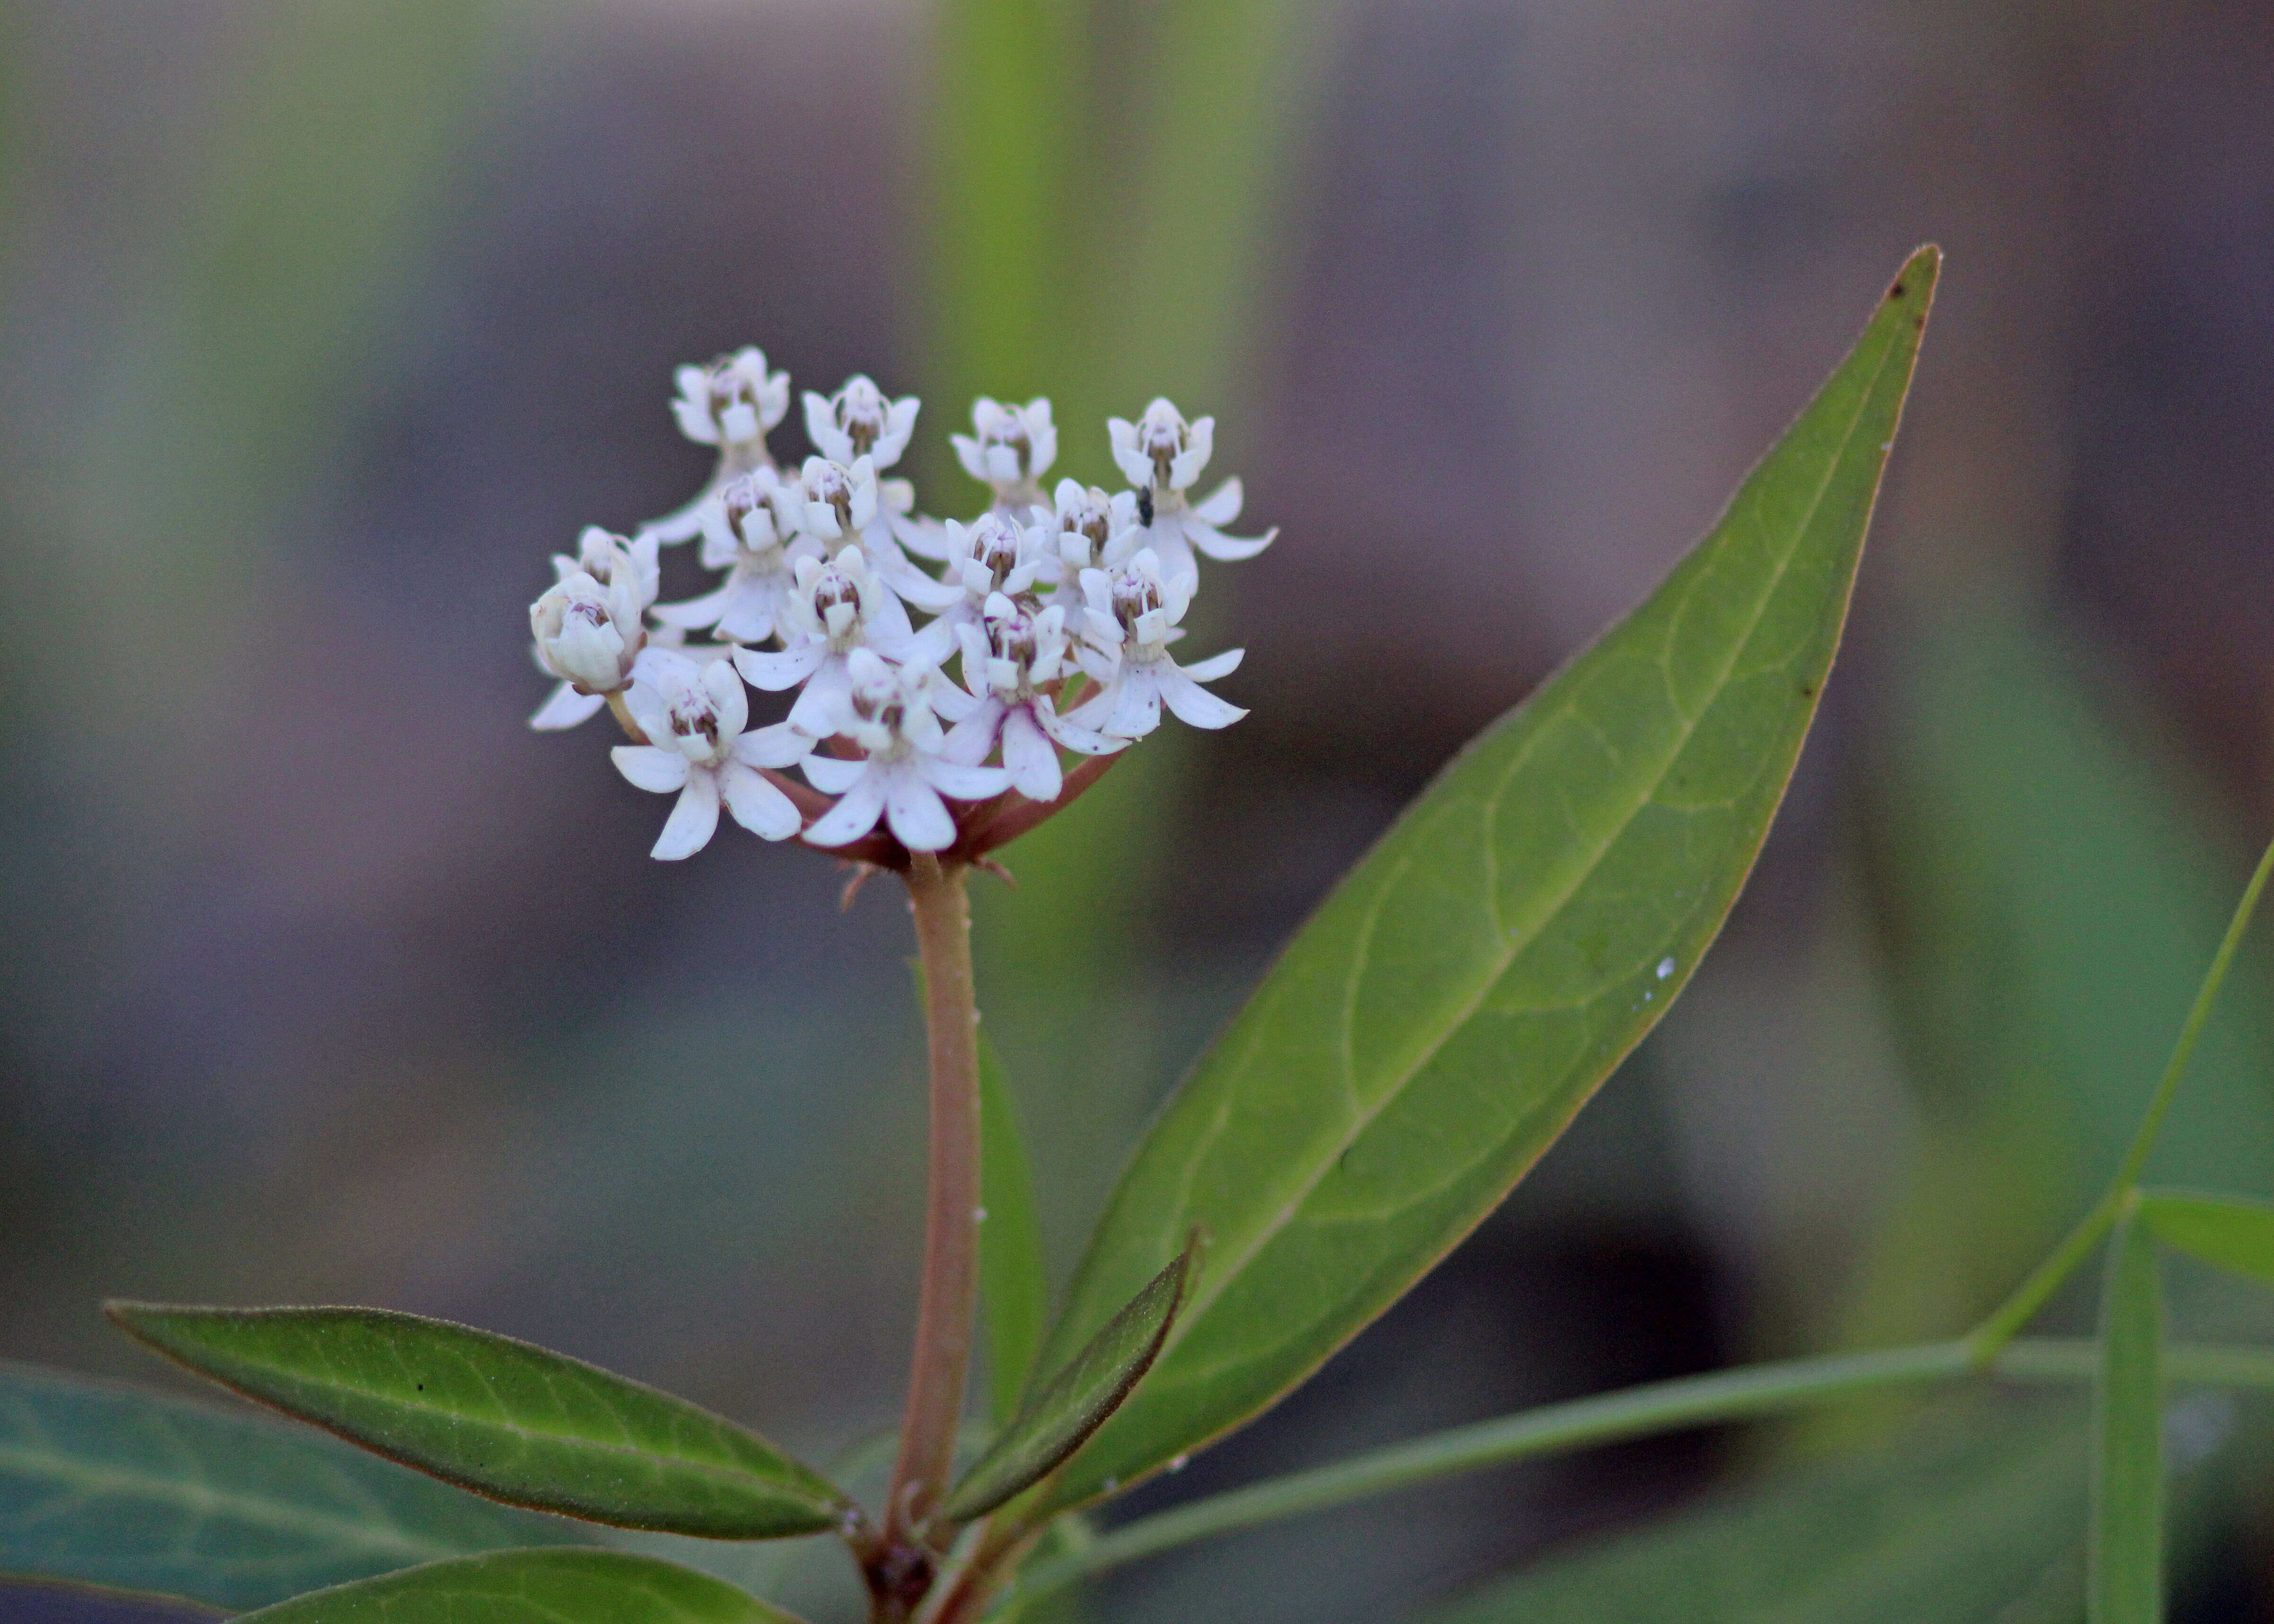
<box><xmin>610</xmin><ymin>650</ymin><xmax>811</xmax><ymax>859</ymax></box>
<box><xmin>1105</xmin><ymin>398</ymin><xmax>1274</xmax><ymax>587</ymax></box>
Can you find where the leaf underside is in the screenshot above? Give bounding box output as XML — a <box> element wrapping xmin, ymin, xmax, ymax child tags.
<box><xmin>1033</xmin><ymin>247</ymin><xmax>1943</xmax><ymax>1510</ymax></box>
<box><xmin>229</xmin><ymin>1548</ymin><xmax>803</xmax><ymax>1624</ymax></box>
<box><xmin>947</xmin><ymin>1237</ymin><xmax>1194</xmax><ymax>1522</ymax></box>
<box><xmin>0</xmin><ymin>1360</ymin><xmax>577</xmax><ymax>1613</ymax></box>
<box><xmin>106</xmin><ymin>1304</ymin><xmax>845</xmax><ymax>1540</ymax></box>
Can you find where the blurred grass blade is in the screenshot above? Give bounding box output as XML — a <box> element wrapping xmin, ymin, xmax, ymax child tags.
<box><xmin>2138</xmin><ymin>1190</ymin><xmax>2274</xmax><ymax>1287</ymax></box>
<box><xmin>2092</xmin><ymin>1215</ymin><xmax>2163</xmax><ymax>1624</ymax></box>
<box><xmin>981</xmin><ymin>1036</ymin><xmax>1052</xmax><ymax>1429</ymax></box>
<box><xmin>231</xmin><ymin>1549</ymin><xmax>807</xmax><ymax>1624</ymax></box>
<box><xmin>945</xmin><ymin>1237</ymin><xmax>1195</xmax><ymax>1522</ymax></box>
<box><xmin>107</xmin><ymin>1305</ymin><xmax>847</xmax><ymax>1540</ymax></box>
<box><xmin>1408</xmin><ymin>1411</ymin><xmax>2086</xmax><ymax>1624</ymax></box>
<box><xmin>1034</xmin><ymin>248</ymin><xmax>1940</xmax><ymax>1511</ymax></box>
<box><xmin>0</xmin><ymin>1360</ymin><xmax>577</xmax><ymax>1612</ymax></box>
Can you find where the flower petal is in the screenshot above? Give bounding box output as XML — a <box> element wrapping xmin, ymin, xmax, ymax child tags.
<box><xmin>802</xmin><ymin>772</ymin><xmax>887</xmax><ymax>846</ymax></box>
<box><xmin>1159</xmin><ymin>664</ymin><xmax>1248</xmax><ymax>729</ymax></box>
<box><xmin>734</xmin><ymin>643</ymin><xmax>824</xmax><ymax>691</ymax></box>
<box><xmin>801</xmin><ymin>753</ymin><xmax>867</xmax><ymax>794</ymax></box>
<box><xmin>1192</xmin><ymin>477</ymin><xmax>1244</xmax><ymax>526</ymax></box>
<box><xmin>1178</xmin><ymin>646</ymin><xmax>1243</xmax><ymax>682</ymax></box>
<box><xmin>883</xmin><ymin>766</ymin><xmax>958</xmax><ymax>852</ymax></box>
<box><xmin>532</xmin><ymin>683</ymin><xmax>607</xmax><ymax>730</ymax></box>
<box><xmin>652</xmin><ymin>769</ymin><xmax>722</xmax><ymax>859</ymax></box>
<box><xmin>720</xmin><ymin>761</ymin><xmax>801</xmax><ymax>841</ymax></box>
<box><xmin>612</xmin><ymin>745</ymin><xmax>692</xmax><ymax>793</ymax></box>
<box><xmin>732</xmin><ymin>721</ymin><xmax>813</xmax><ymax>770</ymax></box>
<box><xmin>1000</xmin><ymin>707</ymin><xmax>1062</xmax><ymax>801</ymax></box>
<box><xmin>1188</xmin><ymin>520</ymin><xmax>1276</xmax><ymax>563</ymax></box>
<box><xmin>921</xmin><ymin>756</ymin><xmax>1015</xmax><ymax>802</ymax></box>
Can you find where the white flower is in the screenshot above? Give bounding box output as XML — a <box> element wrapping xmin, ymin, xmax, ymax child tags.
<box><xmin>944</xmin><ymin>594</ymin><xmax>1120</xmax><ymax>801</ymax></box>
<box><xmin>799</xmin><ymin>649</ymin><xmax>1013</xmax><ymax>852</ymax></box>
<box><xmin>793</xmin><ymin>455</ymin><xmax>962</xmax><ymax>614</ymax></box>
<box><xmin>1067</xmin><ymin>547</ymin><xmax>1246</xmax><ymax>738</ymax></box>
<box><xmin>611</xmin><ymin>650</ymin><xmax>811</xmax><ymax>859</ymax></box>
<box><xmin>645</xmin><ymin>347</ymin><xmax>793</xmax><ymax>543</ymax></box>
<box><xmin>732</xmin><ymin>547</ymin><xmax>926</xmax><ymax>735</ymax></box>
<box><xmin>803</xmin><ymin>375</ymin><xmax>920</xmax><ymax>471</ymax></box>
<box><xmin>1106</xmin><ymin>399</ymin><xmax>1275</xmax><ymax>586</ymax></box>
<box><xmin>928</xmin><ymin>510</ymin><xmax>1053</xmax><ymax>653</ymax></box>
<box><xmin>651</xmin><ymin>470</ymin><xmax>815</xmax><ymax>644</ymax></box>
<box><xmin>529</xmin><ymin>528</ymin><xmax>657</xmax><ymax>729</ymax></box>
<box><xmin>951</xmin><ymin>397</ymin><xmax>1057</xmax><ymax>504</ymax></box>
<box><xmin>1048</xmin><ymin>479</ymin><xmax>1141</xmax><ymax>605</ymax></box>
<box><xmin>672</xmin><ymin>347</ymin><xmax>791</xmax><ymax>452</ymax></box>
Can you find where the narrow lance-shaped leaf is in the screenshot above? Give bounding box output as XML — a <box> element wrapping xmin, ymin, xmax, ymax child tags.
<box><xmin>229</xmin><ymin>1548</ymin><xmax>808</xmax><ymax>1624</ymax></box>
<box><xmin>107</xmin><ymin>1305</ymin><xmax>848</xmax><ymax>1541</ymax></box>
<box><xmin>1031</xmin><ymin>248</ymin><xmax>1942</xmax><ymax>1511</ymax></box>
<box><xmin>944</xmin><ymin>1237</ymin><xmax>1195</xmax><ymax>1522</ymax></box>
<box><xmin>981</xmin><ymin>1035</ymin><xmax>1052</xmax><ymax>1429</ymax></box>
<box><xmin>2092</xmin><ymin>1214</ymin><xmax>2164</xmax><ymax>1624</ymax></box>
<box><xmin>2138</xmin><ymin>1189</ymin><xmax>2274</xmax><ymax>1288</ymax></box>
<box><xmin>0</xmin><ymin>1360</ymin><xmax>578</xmax><ymax>1612</ymax></box>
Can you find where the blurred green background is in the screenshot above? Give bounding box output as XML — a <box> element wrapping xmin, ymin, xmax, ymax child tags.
<box><xmin>4</xmin><ymin>0</ymin><xmax>2274</xmax><ymax>1619</ymax></box>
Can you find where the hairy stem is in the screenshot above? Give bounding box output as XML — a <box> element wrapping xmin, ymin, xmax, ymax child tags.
<box><xmin>1966</xmin><ymin>825</ymin><xmax>2274</xmax><ymax>1364</ymax></box>
<box><xmin>1006</xmin><ymin>1335</ymin><xmax>2274</xmax><ymax>1605</ymax></box>
<box><xmin>887</xmin><ymin>855</ymin><xmax>984</xmax><ymax>1553</ymax></box>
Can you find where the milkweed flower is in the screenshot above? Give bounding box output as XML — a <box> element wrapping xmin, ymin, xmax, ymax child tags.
<box><xmin>734</xmin><ymin>547</ymin><xmax>927</xmax><ymax>736</ymax></box>
<box><xmin>646</xmin><ymin>348</ymin><xmax>792</xmax><ymax>542</ymax></box>
<box><xmin>800</xmin><ymin>650</ymin><xmax>1013</xmax><ymax>852</ymax></box>
<box><xmin>611</xmin><ymin>650</ymin><xmax>811</xmax><ymax>859</ymax></box>
<box><xmin>804</xmin><ymin>375</ymin><xmax>919</xmax><ymax>471</ymax></box>
<box><xmin>945</xmin><ymin>594</ymin><xmax>1120</xmax><ymax>801</ymax></box>
<box><xmin>794</xmin><ymin>456</ymin><xmax>962</xmax><ymax>614</ymax></box>
<box><xmin>951</xmin><ymin>397</ymin><xmax>1056</xmax><ymax>509</ymax></box>
<box><xmin>533</xmin><ymin>354</ymin><xmax>1274</xmax><ymax>861</ymax></box>
<box><xmin>529</xmin><ymin>528</ymin><xmax>659</xmax><ymax>729</ymax></box>
<box><xmin>1070</xmin><ymin>546</ymin><xmax>1245</xmax><ymax>739</ymax></box>
<box><xmin>1106</xmin><ymin>397</ymin><xmax>1275</xmax><ymax>587</ymax></box>
<box><xmin>651</xmin><ymin>470</ymin><xmax>812</xmax><ymax>645</ymax></box>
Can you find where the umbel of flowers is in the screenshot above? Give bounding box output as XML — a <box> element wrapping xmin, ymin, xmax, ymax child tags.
<box><xmin>529</xmin><ymin>350</ymin><xmax>1275</xmax><ymax>868</ymax></box>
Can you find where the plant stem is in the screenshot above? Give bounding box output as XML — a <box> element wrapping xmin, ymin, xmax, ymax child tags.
<box><xmin>1965</xmin><ymin>826</ymin><xmax>2274</xmax><ymax>1365</ymax></box>
<box><xmin>604</xmin><ymin>690</ymin><xmax>646</xmax><ymax>743</ymax></box>
<box><xmin>887</xmin><ymin>854</ymin><xmax>984</xmax><ymax>1552</ymax></box>
<box><xmin>1006</xmin><ymin>1335</ymin><xmax>2274</xmax><ymax>1606</ymax></box>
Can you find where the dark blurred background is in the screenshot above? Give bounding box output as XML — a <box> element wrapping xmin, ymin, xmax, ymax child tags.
<box><xmin>5</xmin><ymin>1</ymin><xmax>2274</xmax><ymax>1619</ymax></box>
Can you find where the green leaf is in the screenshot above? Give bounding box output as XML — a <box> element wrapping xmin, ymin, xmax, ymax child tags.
<box><xmin>945</xmin><ymin>1238</ymin><xmax>1195</xmax><ymax>1522</ymax></box>
<box><xmin>1410</xmin><ymin>1410</ymin><xmax>2086</xmax><ymax>1624</ymax></box>
<box><xmin>1033</xmin><ymin>247</ymin><xmax>1941</xmax><ymax>1510</ymax></box>
<box><xmin>981</xmin><ymin>1035</ymin><xmax>1052</xmax><ymax>1429</ymax></box>
<box><xmin>2092</xmin><ymin>1215</ymin><xmax>2163</xmax><ymax>1624</ymax></box>
<box><xmin>105</xmin><ymin>1305</ymin><xmax>847</xmax><ymax>1540</ymax></box>
<box><xmin>2139</xmin><ymin>1189</ymin><xmax>2274</xmax><ymax>1288</ymax></box>
<box><xmin>230</xmin><ymin>1548</ymin><xmax>805</xmax><ymax>1624</ymax></box>
<box><xmin>0</xmin><ymin>1360</ymin><xmax>577</xmax><ymax>1612</ymax></box>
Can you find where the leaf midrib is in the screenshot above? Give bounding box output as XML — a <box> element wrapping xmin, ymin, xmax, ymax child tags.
<box><xmin>1149</xmin><ymin>314</ymin><xmax>1905</xmax><ymax>1371</ymax></box>
<box><xmin>0</xmin><ymin>1440</ymin><xmax>481</xmax><ymax>1564</ymax></box>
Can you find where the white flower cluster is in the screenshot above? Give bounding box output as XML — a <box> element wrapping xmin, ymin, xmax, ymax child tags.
<box><xmin>529</xmin><ymin>350</ymin><xmax>1275</xmax><ymax>861</ymax></box>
